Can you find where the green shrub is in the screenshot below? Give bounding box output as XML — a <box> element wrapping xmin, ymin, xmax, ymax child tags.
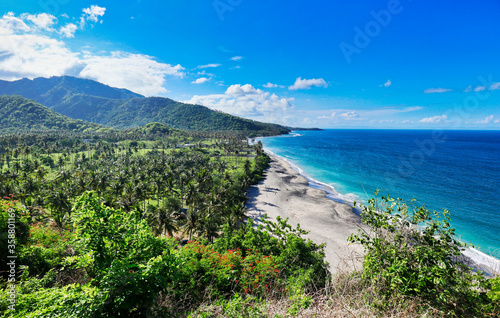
<box><xmin>217</xmin><ymin>294</ymin><xmax>266</xmax><ymax>318</ymax></box>
<box><xmin>0</xmin><ymin>283</ymin><xmax>104</xmax><ymax>318</ymax></box>
<box><xmin>287</xmin><ymin>293</ymin><xmax>313</xmax><ymax>316</ymax></box>
<box><xmin>188</xmin><ymin>294</ymin><xmax>266</xmax><ymax>318</ymax></box>
<box><xmin>19</xmin><ymin>222</ymin><xmax>75</xmax><ymax>277</ymax></box>
<box><xmin>71</xmin><ymin>192</ymin><xmax>180</xmax><ymax>316</ymax></box>
<box><xmin>487</xmin><ymin>276</ymin><xmax>500</xmax><ymax>314</ymax></box>
<box><xmin>0</xmin><ymin>198</ymin><xmax>30</xmax><ymax>280</ymax></box>
<box><xmin>178</xmin><ymin>241</ymin><xmax>279</xmax><ymax>297</ymax></box>
<box><xmin>349</xmin><ymin>191</ymin><xmax>489</xmax><ymax>315</ymax></box>
<box><xmin>97</xmin><ymin>253</ymin><xmax>180</xmax><ymax>318</ymax></box>
<box><xmin>214</xmin><ymin>217</ymin><xmax>329</xmax><ymax>292</ymax></box>
<box><xmin>72</xmin><ymin>192</ymin><xmax>170</xmax><ymax>276</ymax></box>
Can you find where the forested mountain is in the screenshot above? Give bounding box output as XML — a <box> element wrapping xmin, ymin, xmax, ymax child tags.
<box><xmin>0</xmin><ymin>76</ymin><xmax>143</xmax><ymax>103</ymax></box>
<box><xmin>0</xmin><ymin>95</ymin><xmax>108</xmax><ymax>133</ymax></box>
<box><xmin>98</xmin><ymin>97</ymin><xmax>289</xmax><ymax>133</ymax></box>
<box><xmin>0</xmin><ymin>76</ymin><xmax>290</xmax><ymax>135</ymax></box>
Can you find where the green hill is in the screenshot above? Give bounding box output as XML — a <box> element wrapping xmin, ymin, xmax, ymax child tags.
<box><xmin>0</xmin><ymin>76</ymin><xmax>143</xmax><ymax>103</ymax></box>
<box><xmin>105</xmin><ymin>97</ymin><xmax>289</xmax><ymax>133</ymax></box>
<box><xmin>0</xmin><ymin>95</ymin><xmax>109</xmax><ymax>133</ymax></box>
<box><xmin>125</xmin><ymin>122</ymin><xmax>185</xmax><ymax>137</ymax></box>
<box><xmin>0</xmin><ymin>76</ymin><xmax>290</xmax><ymax>136</ymax></box>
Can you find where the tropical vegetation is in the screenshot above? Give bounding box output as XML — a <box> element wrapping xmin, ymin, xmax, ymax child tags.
<box><xmin>0</xmin><ymin>96</ymin><xmax>109</xmax><ymax>133</ymax></box>
<box><xmin>0</xmin><ymin>123</ymin><xmax>498</xmax><ymax>317</ymax></box>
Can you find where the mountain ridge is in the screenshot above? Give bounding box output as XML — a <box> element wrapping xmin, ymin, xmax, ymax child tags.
<box><xmin>0</xmin><ymin>76</ymin><xmax>290</xmax><ymax>136</ymax></box>
<box><xmin>0</xmin><ymin>76</ymin><xmax>143</xmax><ymax>102</ymax></box>
<box><xmin>0</xmin><ymin>95</ymin><xmax>109</xmax><ymax>133</ymax></box>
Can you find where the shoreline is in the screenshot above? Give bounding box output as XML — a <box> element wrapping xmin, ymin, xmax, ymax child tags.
<box><xmin>246</xmin><ymin>152</ymin><xmax>365</xmax><ymax>273</ymax></box>
<box><xmin>250</xmin><ymin>147</ymin><xmax>500</xmax><ymax>276</ymax></box>
<box><xmin>265</xmin><ymin>149</ymin><xmax>361</xmax><ymax>210</ymax></box>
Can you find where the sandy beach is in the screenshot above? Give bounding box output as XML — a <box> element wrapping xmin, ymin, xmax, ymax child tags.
<box><xmin>246</xmin><ymin>154</ymin><xmax>365</xmax><ymax>274</ymax></box>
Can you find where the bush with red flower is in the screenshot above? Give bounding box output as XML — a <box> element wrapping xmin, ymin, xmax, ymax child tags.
<box><xmin>178</xmin><ymin>241</ymin><xmax>279</xmax><ymax>298</ymax></box>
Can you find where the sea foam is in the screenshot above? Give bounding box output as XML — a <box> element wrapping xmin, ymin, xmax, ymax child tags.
<box><xmin>264</xmin><ymin>149</ymin><xmax>500</xmax><ymax>276</ymax></box>
<box><xmin>265</xmin><ymin>149</ymin><xmax>360</xmax><ymax>208</ymax></box>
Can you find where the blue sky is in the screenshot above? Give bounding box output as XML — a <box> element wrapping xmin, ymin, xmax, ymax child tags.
<box><xmin>0</xmin><ymin>0</ymin><xmax>499</xmax><ymax>129</ymax></box>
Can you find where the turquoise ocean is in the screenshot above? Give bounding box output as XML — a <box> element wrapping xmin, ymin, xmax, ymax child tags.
<box><xmin>258</xmin><ymin>129</ymin><xmax>500</xmax><ymax>261</ymax></box>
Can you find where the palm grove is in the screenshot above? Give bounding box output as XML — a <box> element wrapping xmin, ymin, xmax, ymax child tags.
<box><xmin>0</xmin><ymin>126</ymin><xmax>333</xmax><ymax>317</ymax></box>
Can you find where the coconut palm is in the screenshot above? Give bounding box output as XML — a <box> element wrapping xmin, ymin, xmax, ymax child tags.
<box><xmin>47</xmin><ymin>189</ymin><xmax>71</xmax><ymax>228</ymax></box>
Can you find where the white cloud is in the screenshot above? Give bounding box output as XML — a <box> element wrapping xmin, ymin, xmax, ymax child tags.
<box><xmin>317</xmin><ymin>111</ymin><xmax>359</xmax><ymax>120</ymax></box>
<box><xmin>197</xmin><ymin>70</ymin><xmax>215</xmax><ymax>77</ymax></box>
<box><xmin>263</xmin><ymin>82</ymin><xmax>278</xmax><ymax>88</ymax></box>
<box><xmin>263</xmin><ymin>82</ymin><xmax>285</xmax><ymax>88</ymax></box>
<box><xmin>230</xmin><ymin>56</ymin><xmax>243</xmax><ymax>61</ymax></box>
<box><xmin>419</xmin><ymin>115</ymin><xmax>448</xmax><ymax>123</ymax></box>
<box><xmin>0</xmin><ymin>13</ymin><xmax>30</xmax><ymax>35</ymax></box>
<box><xmin>402</xmin><ymin>106</ymin><xmax>424</xmax><ymax>112</ymax></box>
<box><xmin>466</xmin><ymin>83</ymin><xmax>500</xmax><ymax>92</ymax></box>
<box><xmin>184</xmin><ymin>84</ymin><xmax>293</xmax><ymax>118</ymax></box>
<box><xmin>83</xmin><ymin>5</ymin><xmax>106</xmax><ymax>23</ymax></box>
<box><xmin>289</xmin><ymin>77</ymin><xmax>328</xmax><ymax>90</ymax></box>
<box><xmin>357</xmin><ymin>106</ymin><xmax>423</xmax><ymax>118</ymax></box>
<box><xmin>490</xmin><ymin>82</ymin><xmax>500</xmax><ymax>90</ymax></box>
<box><xmin>196</xmin><ymin>63</ymin><xmax>221</xmax><ymax>69</ymax></box>
<box><xmin>424</xmin><ymin>88</ymin><xmax>452</xmax><ymax>94</ymax></box>
<box><xmin>59</xmin><ymin>23</ymin><xmax>77</xmax><ymax>38</ymax></box>
<box><xmin>339</xmin><ymin>111</ymin><xmax>359</xmax><ymax>119</ymax></box>
<box><xmin>80</xmin><ymin>51</ymin><xmax>184</xmax><ymax>96</ymax></box>
<box><xmin>21</xmin><ymin>13</ymin><xmax>57</xmax><ymax>31</ymax></box>
<box><xmin>475</xmin><ymin>115</ymin><xmax>495</xmax><ymax>124</ymax></box>
<box><xmin>0</xmin><ymin>10</ymin><xmax>185</xmax><ymax>96</ymax></box>
<box><xmin>80</xmin><ymin>5</ymin><xmax>106</xmax><ymax>28</ymax></box>
<box><xmin>382</xmin><ymin>79</ymin><xmax>391</xmax><ymax>87</ymax></box>
<box><xmin>314</xmin><ymin>106</ymin><xmax>422</xmax><ymax>123</ymax></box>
<box><xmin>191</xmin><ymin>77</ymin><xmax>210</xmax><ymax>84</ymax></box>
<box><xmin>0</xmin><ymin>34</ymin><xmax>82</xmax><ymax>80</ymax></box>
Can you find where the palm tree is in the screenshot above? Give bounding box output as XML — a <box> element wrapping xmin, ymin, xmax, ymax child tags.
<box><xmin>226</xmin><ymin>201</ymin><xmax>246</xmax><ymax>231</ymax></box>
<box><xmin>157</xmin><ymin>206</ymin><xmax>178</xmax><ymax>237</ymax></box>
<box><xmin>182</xmin><ymin>209</ymin><xmax>200</xmax><ymax>241</ymax></box>
<box><xmin>35</xmin><ymin>167</ymin><xmax>47</xmax><ymax>181</ymax></box>
<box><xmin>47</xmin><ymin>189</ymin><xmax>71</xmax><ymax>228</ymax></box>
<box><xmin>21</xmin><ymin>177</ymin><xmax>38</xmax><ymax>200</ymax></box>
